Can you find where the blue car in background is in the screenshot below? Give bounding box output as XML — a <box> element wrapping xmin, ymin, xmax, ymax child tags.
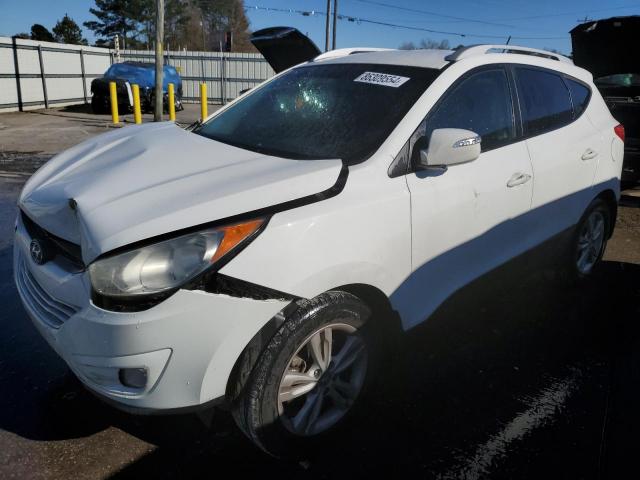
<box><xmin>91</xmin><ymin>62</ymin><xmax>183</xmax><ymax>114</ymax></box>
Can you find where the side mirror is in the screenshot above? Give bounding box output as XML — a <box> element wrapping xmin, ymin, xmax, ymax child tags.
<box><xmin>417</xmin><ymin>128</ymin><xmax>481</xmax><ymax>170</ymax></box>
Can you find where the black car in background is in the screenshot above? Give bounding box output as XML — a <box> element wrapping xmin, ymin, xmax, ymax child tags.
<box><xmin>90</xmin><ymin>62</ymin><xmax>183</xmax><ymax>114</ymax></box>
<box><xmin>571</xmin><ymin>16</ymin><xmax>640</xmax><ymax>185</ymax></box>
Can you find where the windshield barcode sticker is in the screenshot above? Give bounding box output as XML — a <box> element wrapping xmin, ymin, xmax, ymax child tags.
<box><xmin>354</xmin><ymin>71</ymin><xmax>410</xmax><ymax>88</ymax></box>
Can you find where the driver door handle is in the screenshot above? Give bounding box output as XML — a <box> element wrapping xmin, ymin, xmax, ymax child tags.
<box><xmin>581</xmin><ymin>148</ymin><xmax>598</xmax><ymax>160</ymax></box>
<box><xmin>507</xmin><ymin>172</ymin><xmax>532</xmax><ymax>188</ymax></box>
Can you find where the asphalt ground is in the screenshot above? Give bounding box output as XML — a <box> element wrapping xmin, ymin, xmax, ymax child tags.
<box><xmin>0</xmin><ymin>108</ymin><xmax>639</xmax><ymax>479</ymax></box>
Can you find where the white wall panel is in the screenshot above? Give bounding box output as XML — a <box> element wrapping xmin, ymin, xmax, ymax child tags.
<box><xmin>0</xmin><ymin>47</ymin><xmax>15</xmax><ymax>74</ymax></box>
<box><xmin>83</xmin><ymin>53</ymin><xmax>110</xmax><ymax>75</ymax></box>
<box><xmin>42</xmin><ymin>50</ymin><xmax>81</xmax><ymax>75</ymax></box>
<box><xmin>17</xmin><ymin>49</ymin><xmax>41</xmax><ymax>75</ymax></box>
<box><xmin>0</xmin><ymin>37</ymin><xmax>273</xmax><ymax>111</ymax></box>
<box><xmin>47</xmin><ymin>77</ymin><xmax>84</xmax><ymax>101</ymax></box>
<box><xmin>0</xmin><ymin>78</ymin><xmax>18</xmax><ymax>105</ymax></box>
<box><xmin>19</xmin><ymin>77</ymin><xmax>44</xmax><ymax>103</ymax></box>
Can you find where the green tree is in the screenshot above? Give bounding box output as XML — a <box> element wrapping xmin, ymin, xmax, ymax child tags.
<box><xmin>165</xmin><ymin>0</ymin><xmax>191</xmax><ymax>49</ymax></box>
<box><xmin>135</xmin><ymin>0</ymin><xmax>190</xmax><ymax>49</ymax></box>
<box><xmin>53</xmin><ymin>15</ymin><xmax>88</xmax><ymax>45</ymax></box>
<box><xmin>30</xmin><ymin>24</ymin><xmax>55</xmax><ymax>42</ymax></box>
<box><xmin>84</xmin><ymin>0</ymin><xmax>142</xmax><ymax>47</ymax></box>
<box><xmin>84</xmin><ymin>0</ymin><xmax>251</xmax><ymax>51</ymax></box>
<box><xmin>195</xmin><ymin>0</ymin><xmax>253</xmax><ymax>52</ymax></box>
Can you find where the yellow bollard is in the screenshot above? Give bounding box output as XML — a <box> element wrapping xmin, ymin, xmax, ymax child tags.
<box><xmin>168</xmin><ymin>83</ymin><xmax>176</xmax><ymax>122</ymax></box>
<box><xmin>109</xmin><ymin>81</ymin><xmax>119</xmax><ymax>124</ymax></box>
<box><xmin>132</xmin><ymin>84</ymin><xmax>142</xmax><ymax>124</ymax></box>
<box><xmin>200</xmin><ymin>82</ymin><xmax>207</xmax><ymax>121</ymax></box>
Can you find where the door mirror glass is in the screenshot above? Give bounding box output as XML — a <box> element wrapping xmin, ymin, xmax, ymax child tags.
<box><xmin>417</xmin><ymin>128</ymin><xmax>481</xmax><ymax>169</ymax></box>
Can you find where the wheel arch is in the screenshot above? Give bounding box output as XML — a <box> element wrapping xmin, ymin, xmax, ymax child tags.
<box><xmin>594</xmin><ymin>188</ymin><xmax>618</xmax><ymax>238</ymax></box>
<box><xmin>224</xmin><ymin>283</ymin><xmax>402</xmax><ymax>406</ymax></box>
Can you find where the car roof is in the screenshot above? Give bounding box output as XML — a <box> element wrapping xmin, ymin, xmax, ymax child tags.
<box><xmin>307</xmin><ymin>45</ymin><xmax>592</xmax><ymax>83</ymax></box>
<box><xmin>314</xmin><ymin>48</ymin><xmax>453</xmax><ymax>70</ymax></box>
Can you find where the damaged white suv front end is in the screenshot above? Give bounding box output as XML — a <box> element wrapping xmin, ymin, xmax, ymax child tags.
<box><xmin>14</xmin><ymin>121</ymin><xmax>343</xmax><ymax>412</ymax></box>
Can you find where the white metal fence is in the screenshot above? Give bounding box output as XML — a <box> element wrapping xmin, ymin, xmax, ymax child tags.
<box><xmin>120</xmin><ymin>49</ymin><xmax>274</xmax><ymax>104</ymax></box>
<box><xmin>0</xmin><ymin>36</ymin><xmax>274</xmax><ymax>112</ymax></box>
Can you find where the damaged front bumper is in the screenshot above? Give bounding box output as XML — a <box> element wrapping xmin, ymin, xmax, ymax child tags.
<box><xmin>14</xmin><ymin>216</ymin><xmax>290</xmax><ymax>412</ymax></box>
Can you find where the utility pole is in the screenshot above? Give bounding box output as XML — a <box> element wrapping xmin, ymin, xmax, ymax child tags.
<box><xmin>201</xmin><ymin>13</ymin><xmax>206</xmax><ymax>50</ymax></box>
<box><xmin>154</xmin><ymin>0</ymin><xmax>164</xmax><ymax>122</ymax></box>
<box><xmin>325</xmin><ymin>0</ymin><xmax>331</xmax><ymax>52</ymax></box>
<box><xmin>332</xmin><ymin>0</ymin><xmax>338</xmax><ymax>50</ymax></box>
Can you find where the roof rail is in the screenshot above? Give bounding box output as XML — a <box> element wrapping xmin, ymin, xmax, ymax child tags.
<box><xmin>314</xmin><ymin>47</ymin><xmax>393</xmax><ymax>62</ymax></box>
<box><xmin>445</xmin><ymin>44</ymin><xmax>573</xmax><ymax>64</ymax></box>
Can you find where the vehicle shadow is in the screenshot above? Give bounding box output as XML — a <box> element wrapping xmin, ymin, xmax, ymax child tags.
<box><xmin>1</xmin><ymin>242</ymin><xmax>638</xmax><ymax>478</ymax></box>
<box><xmin>104</xmin><ymin>254</ymin><xmax>638</xmax><ymax>478</ymax></box>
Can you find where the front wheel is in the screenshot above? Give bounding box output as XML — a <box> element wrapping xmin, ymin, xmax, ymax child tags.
<box><xmin>232</xmin><ymin>291</ymin><xmax>372</xmax><ymax>456</ymax></box>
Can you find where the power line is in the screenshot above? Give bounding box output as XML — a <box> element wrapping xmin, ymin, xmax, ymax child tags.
<box><xmin>351</xmin><ymin>0</ymin><xmax>518</xmax><ymax>28</ymax></box>
<box><xmin>244</xmin><ymin>5</ymin><xmax>567</xmax><ymax>40</ymax></box>
<box><xmin>457</xmin><ymin>2</ymin><xmax>640</xmax><ymax>22</ymax></box>
<box><xmin>353</xmin><ymin>0</ymin><xmax>640</xmax><ymax>25</ymax></box>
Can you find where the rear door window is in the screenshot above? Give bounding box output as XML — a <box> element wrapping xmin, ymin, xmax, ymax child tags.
<box><xmin>515</xmin><ymin>67</ymin><xmax>573</xmax><ymax>136</ymax></box>
<box><xmin>565</xmin><ymin>79</ymin><xmax>590</xmax><ymax>118</ymax></box>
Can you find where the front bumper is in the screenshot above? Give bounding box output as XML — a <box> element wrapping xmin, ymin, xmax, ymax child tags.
<box><xmin>14</xmin><ymin>217</ymin><xmax>289</xmax><ymax>412</ymax></box>
<box><xmin>91</xmin><ymin>78</ymin><xmax>133</xmax><ymax>106</ymax></box>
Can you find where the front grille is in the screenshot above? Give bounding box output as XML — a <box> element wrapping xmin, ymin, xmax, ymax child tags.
<box><xmin>15</xmin><ymin>254</ymin><xmax>79</xmax><ymax>329</ymax></box>
<box><xmin>21</xmin><ymin>211</ymin><xmax>84</xmax><ymax>268</ymax></box>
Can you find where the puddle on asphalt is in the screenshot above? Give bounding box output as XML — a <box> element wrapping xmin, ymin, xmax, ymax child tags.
<box><xmin>0</xmin><ymin>152</ymin><xmax>51</xmax><ymax>175</ymax></box>
<box><xmin>437</xmin><ymin>368</ymin><xmax>585</xmax><ymax>479</ymax></box>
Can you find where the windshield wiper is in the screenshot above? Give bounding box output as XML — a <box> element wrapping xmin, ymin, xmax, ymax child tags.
<box><xmin>185</xmin><ymin>120</ymin><xmax>202</xmax><ymax>132</ymax></box>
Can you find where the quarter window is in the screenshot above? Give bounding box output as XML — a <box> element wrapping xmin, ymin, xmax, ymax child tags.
<box><xmin>566</xmin><ymin>79</ymin><xmax>590</xmax><ymax>118</ymax></box>
<box><xmin>516</xmin><ymin>68</ymin><xmax>573</xmax><ymax>136</ymax></box>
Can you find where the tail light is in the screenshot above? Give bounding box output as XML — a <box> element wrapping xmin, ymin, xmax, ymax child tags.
<box><xmin>614</xmin><ymin>124</ymin><xmax>625</xmax><ymax>142</ymax></box>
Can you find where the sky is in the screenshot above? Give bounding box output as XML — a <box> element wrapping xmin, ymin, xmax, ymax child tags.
<box><xmin>0</xmin><ymin>0</ymin><xmax>639</xmax><ymax>54</ymax></box>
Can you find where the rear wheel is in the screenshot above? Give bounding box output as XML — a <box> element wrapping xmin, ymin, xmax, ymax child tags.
<box><xmin>90</xmin><ymin>95</ymin><xmax>108</xmax><ymax>114</ymax></box>
<box><xmin>232</xmin><ymin>291</ymin><xmax>372</xmax><ymax>456</ymax></box>
<box><xmin>568</xmin><ymin>198</ymin><xmax>610</xmax><ymax>279</ymax></box>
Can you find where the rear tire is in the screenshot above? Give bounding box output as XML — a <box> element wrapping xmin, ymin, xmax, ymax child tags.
<box><xmin>566</xmin><ymin>198</ymin><xmax>611</xmax><ymax>280</ymax></box>
<box><xmin>90</xmin><ymin>95</ymin><xmax>108</xmax><ymax>114</ymax></box>
<box><xmin>232</xmin><ymin>291</ymin><xmax>373</xmax><ymax>457</ymax></box>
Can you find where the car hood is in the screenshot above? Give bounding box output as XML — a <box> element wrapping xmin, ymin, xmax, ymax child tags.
<box><xmin>19</xmin><ymin>122</ymin><xmax>343</xmax><ymax>263</ymax></box>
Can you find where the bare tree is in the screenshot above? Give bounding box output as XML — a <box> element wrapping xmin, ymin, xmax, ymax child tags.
<box><xmin>399</xmin><ymin>38</ymin><xmax>451</xmax><ymax>50</ymax></box>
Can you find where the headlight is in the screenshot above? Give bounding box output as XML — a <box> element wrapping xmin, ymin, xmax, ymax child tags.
<box><xmin>89</xmin><ymin>218</ymin><xmax>265</xmax><ymax>298</ymax></box>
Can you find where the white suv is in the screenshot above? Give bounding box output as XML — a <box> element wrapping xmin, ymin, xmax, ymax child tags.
<box><xmin>14</xmin><ymin>44</ymin><xmax>624</xmax><ymax>455</ymax></box>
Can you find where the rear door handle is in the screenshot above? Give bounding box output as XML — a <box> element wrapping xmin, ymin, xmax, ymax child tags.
<box><xmin>581</xmin><ymin>148</ymin><xmax>598</xmax><ymax>160</ymax></box>
<box><xmin>507</xmin><ymin>172</ymin><xmax>532</xmax><ymax>188</ymax></box>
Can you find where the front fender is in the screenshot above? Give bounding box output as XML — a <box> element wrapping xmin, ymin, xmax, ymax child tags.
<box><xmin>219</xmin><ymin>166</ymin><xmax>412</xmax><ymax>312</ymax></box>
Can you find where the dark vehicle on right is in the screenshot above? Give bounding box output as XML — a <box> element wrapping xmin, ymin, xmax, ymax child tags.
<box><xmin>572</xmin><ymin>16</ymin><xmax>640</xmax><ymax>184</ymax></box>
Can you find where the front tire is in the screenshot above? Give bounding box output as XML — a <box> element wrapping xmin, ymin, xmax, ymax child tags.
<box><xmin>232</xmin><ymin>291</ymin><xmax>372</xmax><ymax>456</ymax></box>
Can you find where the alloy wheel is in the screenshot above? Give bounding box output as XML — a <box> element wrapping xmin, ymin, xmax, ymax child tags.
<box><xmin>576</xmin><ymin>209</ymin><xmax>606</xmax><ymax>275</ymax></box>
<box><xmin>277</xmin><ymin>323</ymin><xmax>368</xmax><ymax>436</ymax></box>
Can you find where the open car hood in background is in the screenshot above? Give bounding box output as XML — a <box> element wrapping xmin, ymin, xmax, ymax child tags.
<box><xmin>570</xmin><ymin>16</ymin><xmax>640</xmax><ymax>78</ymax></box>
<box><xmin>250</xmin><ymin>27</ymin><xmax>321</xmax><ymax>73</ymax></box>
